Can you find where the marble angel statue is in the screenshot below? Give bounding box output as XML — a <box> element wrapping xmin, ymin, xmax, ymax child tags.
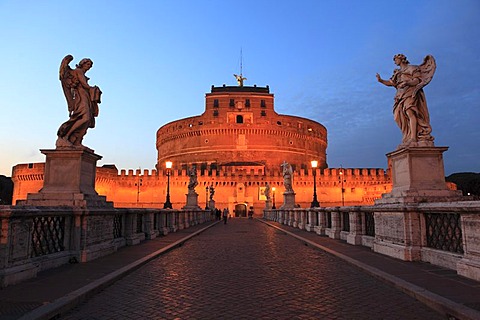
<box><xmin>376</xmin><ymin>54</ymin><xmax>436</xmax><ymax>148</ymax></box>
<box><xmin>56</xmin><ymin>55</ymin><xmax>102</xmax><ymax>147</ymax></box>
<box><xmin>281</xmin><ymin>161</ymin><xmax>294</xmax><ymax>192</ymax></box>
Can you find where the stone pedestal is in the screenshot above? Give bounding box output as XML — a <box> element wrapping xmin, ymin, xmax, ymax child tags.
<box><xmin>373</xmin><ymin>146</ymin><xmax>463</xmax><ymax>262</ymax></box>
<box><xmin>18</xmin><ymin>148</ymin><xmax>112</xmax><ymax>208</ymax></box>
<box><xmin>265</xmin><ymin>199</ymin><xmax>272</xmax><ymax>210</ymax></box>
<box><xmin>183</xmin><ymin>191</ymin><xmax>201</xmax><ymax>210</ymax></box>
<box><xmin>208</xmin><ymin>199</ymin><xmax>216</xmax><ymax>210</ymax></box>
<box><xmin>376</xmin><ymin>146</ymin><xmax>462</xmax><ymax>204</ymax></box>
<box><xmin>280</xmin><ymin>192</ymin><xmax>296</xmax><ymax>209</ymax></box>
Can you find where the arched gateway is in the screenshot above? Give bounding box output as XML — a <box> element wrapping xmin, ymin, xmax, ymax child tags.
<box><xmin>235</xmin><ymin>203</ymin><xmax>247</xmax><ymax>217</ymax></box>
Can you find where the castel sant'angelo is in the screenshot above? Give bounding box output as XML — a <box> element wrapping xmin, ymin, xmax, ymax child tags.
<box><xmin>12</xmin><ymin>76</ymin><xmax>392</xmax><ymax>216</ymax></box>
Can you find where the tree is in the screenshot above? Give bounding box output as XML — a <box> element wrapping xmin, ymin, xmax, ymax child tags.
<box><xmin>446</xmin><ymin>172</ymin><xmax>480</xmax><ymax>197</ymax></box>
<box><xmin>0</xmin><ymin>175</ymin><xmax>13</xmax><ymax>205</ymax></box>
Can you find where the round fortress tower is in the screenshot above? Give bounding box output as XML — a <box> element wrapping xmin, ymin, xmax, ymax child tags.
<box><xmin>156</xmin><ymin>85</ymin><xmax>328</xmax><ymax>172</ymax></box>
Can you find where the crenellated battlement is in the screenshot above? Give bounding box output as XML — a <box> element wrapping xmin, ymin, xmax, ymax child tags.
<box><xmin>118</xmin><ymin>168</ymin><xmax>158</xmax><ymax>177</ymax></box>
<box><xmin>13</xmin><ymin>162</ymin><xmax>390</xmax><ymax>184</ymax></box>
<box><xmin>11</xmin><ymin>163</ymin><xmax>45</xmax><ymax>181</ymax></box>
<box><xmin>12</xmin><ymin>161</ymin><xmax>392</xmax><ymax>207</ymax></box>
<box><xmin>99</xmin><ymin>165</ymin><xmax>389</xmax><ymax>181</ymax></box>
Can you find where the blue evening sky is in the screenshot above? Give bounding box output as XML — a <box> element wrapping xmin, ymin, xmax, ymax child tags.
<box><xmin>0</xmin><ymin>0</ymin><xmax>479</xmax><ymax>176</ymax></box>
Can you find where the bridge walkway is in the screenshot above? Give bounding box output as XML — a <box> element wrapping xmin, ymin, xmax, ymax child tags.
<box><xmin>0</xmin><ymin>218</ymin><xmax>479</xmax><ymax>319</ymax></box>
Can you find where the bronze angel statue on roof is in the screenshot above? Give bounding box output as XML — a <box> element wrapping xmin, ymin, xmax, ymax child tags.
<box><xmin>376</xmin><ymin>54</ymin><xmax>436</xmax><ymax>148</ymax></box>
<box><xmin>56</xmin><ymin>55</ymin><xmax>102</xmax><ymax>147</ymax></box>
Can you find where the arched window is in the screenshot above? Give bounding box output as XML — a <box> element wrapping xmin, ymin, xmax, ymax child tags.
<box><xmin>236</xmin><ymin>115</ymin><xmax>244</xmax><ymax>123</ymax></box>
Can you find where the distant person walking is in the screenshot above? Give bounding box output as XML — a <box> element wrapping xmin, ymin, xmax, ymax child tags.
<box><xmin>222</xmin><ymin>208</ymin><xmax>229</xmax><ymax>224</ymax></box>
<box><xmin>248</xmin><ymin>207</ymin><xmax>254</xmax><ymax>219</ymax></box>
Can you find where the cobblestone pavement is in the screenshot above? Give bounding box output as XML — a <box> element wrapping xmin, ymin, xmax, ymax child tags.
<box><xmin>62</xmin><ymin>219</ymin><xmax>444</xmax><ymax>319</ymax></box>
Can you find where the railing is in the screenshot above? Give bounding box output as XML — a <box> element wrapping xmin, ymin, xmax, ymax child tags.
<box><xmin>341</xmin><ymin>212</ymin><xmax>350</xmax><ymax>232</ymax></box>
<box><xmin>31</xmin><ymin>215</ymin><xmax>66</xmax><ymax>257</ymax></box>
<box><xmin>326</xmin><ymin>212</ymin><xmax>332</xmax><ymax>229</ymax></box>
<box><xmin>364</xmin><ymin>212</ymin><xmax>375</xmax><ymax>237</ymax></box>
<box><xmin>136</xmin><ymin>213</ymin><xmax>144</xmax><ymax>233</ymax></box>
<box><xmin>113</xmin><ymin>214</ymin><xmax>123</xmax><ymax>239</ymax></box>
<box><xmin>425</xmin><ymin>212</ymin><xmax>463</xmax><ymax>254</ymax></box>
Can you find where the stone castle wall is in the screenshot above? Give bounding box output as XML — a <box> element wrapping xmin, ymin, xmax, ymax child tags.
<box><xmin>11</xmin><ymin>163</ymin><xmax>45</xmax><ymax>204</ymax></box>
<box><xmin>12</xmin><ymin>163</ymin><xmax>392</xmax><ymax>214</ymax></box>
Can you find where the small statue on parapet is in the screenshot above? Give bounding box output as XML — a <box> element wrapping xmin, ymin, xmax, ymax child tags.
<box><xmin>281</xmin><ymin>161</ymin><xmax>294</xmax><ymax>192</ymax></box>
<box><xmin>56</xmin><ymin>55</ymin><xmax>102</xmax><ymax>148</ymax></box>
<box><xmin>209</xmin><ymin>185</ymin><xmax>215</xmax><ymax>200</ymax></box>
<box><xmin>376</xmin><ymin>54</ymin><xmax>436</xmax><ymax>149</ymax></box>
<box><xmin>264</xmin><ymin>182</ymin><xmax>271</xmax><ymax>200</ymax></box>
<box><xmin>188</xmin><ymin>166</ymin><xmax>198</xmax><ymax>191</ymax></box>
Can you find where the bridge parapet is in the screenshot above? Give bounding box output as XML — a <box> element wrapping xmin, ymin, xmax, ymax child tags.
<box><xmin>0</xmin><ymin>205</ymin><xmax>214</xmax><ymax>288</ymax></box>
<box><xmin>263</xmin><ymin>200</ymin><xmax>480</xmax><ymax>282</ymax></box>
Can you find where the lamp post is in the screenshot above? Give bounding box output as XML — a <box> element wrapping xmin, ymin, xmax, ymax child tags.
<box><xmin>272</xmin><ymin>187</ymin><xmax>276</xmax><ymax>209</ymax></box>
<box><xmin>135</xmin><ymin>168</ymin><xmax>142</xmax><ymax>204</ymax></box>
<box><xmin>163</xmin><ymin>161</ymin><xmax>172</xmax><ymax>209</ymax></box>
<box><xmin>310</xmin><ymin>160</ymin><xmax>320</xmax><ymax>208</ymax></box>
<box><xmin>339</xmin><ymin>166</ymin><xmax>345</xmax><ymax>206</ymax></box>
<box><xmin>205</xmin><ymin>186</ymin><xmax>209</xmax><ymax>210</ymax></box>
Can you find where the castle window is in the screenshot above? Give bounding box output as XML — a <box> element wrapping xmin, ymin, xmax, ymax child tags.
<box><xmin>205</xmin><ymin>139</ymin><xmax>209</xmax><ymax>144</ymax></box>
<box><xmin>28</xmin><ymin>163</ymin><xmax>34</xmax><ymax>169</ymax></box>
<box><xmin>213</xmin><ymin>99</ymin><xmax>219</xmax><ymax>108</ymax></box>
<box><xmin>261</xmin><ymin>110</ymin><xmax>266</xmax><ymax>117</ymax></box>
<box><xmin>189</xmin><ymin>123</ymin><xmax>193</xmax><ymax>128</ymax></box>
<box><xmin>198</xmin><ymin>121</ymin><xmax>203</xmax><ymax>125</ymax></box>
<box><xmin>229</xmin><ymin>99</ymin><xmax>235</xmax><ymax>107</ymax></box>
<box><xmin>245</xmin><ymin>99</ymin><xmax>250</xmax><ymax>107</ymax></box>
<box><xmin>236</xmin><ymin>115</ymin><xmax>244</xmax><ymax>123</ymax></box>
<box><xmin>213</xmin><ymin>110</ymin><xmax>219</xmax><ymax>117</ymax></box>
<box><xmin>277</xmin><ymin>121</ymin><xmax>282</xmax><ymax>125</ymax></box>
<box><xmin>260</xmin><ymin>100</ymin><xmax>266</xmax><ymax>108</ymax></box>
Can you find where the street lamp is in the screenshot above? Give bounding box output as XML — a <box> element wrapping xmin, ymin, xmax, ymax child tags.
<box><xmin>135</xmin><ymin>168</ymin><xmax>142</xmax><ymax>204</ymax></box>
<box><xmin>339</xmin><ymin>166</ymin><xmax>345</xmax><ymax>206</ymax></box>
<box><xmin>272</xmin><ymin>187</ymin><xmax>276</xmax><ymax>209</ymax></box>
<box><xmin>163</xmin><ymin>161</ymin><xmax>172</xmax><ymax>209</ymax></box>
<box><xmin>310</xmin><ymin>160</ymin><xmax>320</xmax><ymax>208</ymax></box>
<box><xmin>205</xmin><ymin>186</ymin><xmax>209</xmax><ymax>210</ymax></box>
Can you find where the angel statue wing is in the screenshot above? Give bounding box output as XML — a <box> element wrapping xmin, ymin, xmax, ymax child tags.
<box><xmin>59</xmin><ymin>55</ymin><xmax>75</xmax><ymax>113</ymax></box>
<box><xmin>413</xmin><ymin>55</ymin><xmax>436</xmax><ymax>96</ymax></box>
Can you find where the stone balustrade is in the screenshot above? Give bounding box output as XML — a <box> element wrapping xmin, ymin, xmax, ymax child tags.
<box><xmin>0</xmin><ymin>206</ymin><xmax>214</xmax><ymax>287</ymax></box>
<box><xmin>263</xmin><ymin>201</ymin><xmax>480</xmax><ymax>282</ymax></box>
